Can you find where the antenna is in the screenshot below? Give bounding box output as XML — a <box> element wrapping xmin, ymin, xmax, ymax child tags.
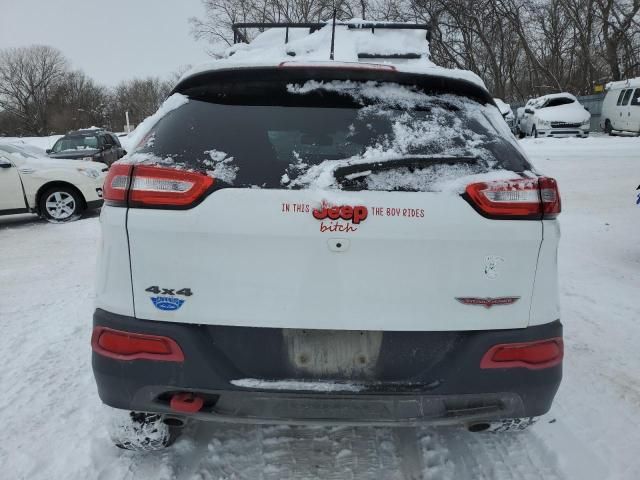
<box><xmin>329</xmin><ymin>9</ymin><xmax>337</xmax><ymax>60</ymax></box>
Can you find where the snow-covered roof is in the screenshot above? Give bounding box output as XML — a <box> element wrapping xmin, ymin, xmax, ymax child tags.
<box><xmin>605</xmin><ymin>77</ymin><xmax>640</xmax><ymax>90</ymax></box>
<box><xmin>178</xmin><ymin>23</ymin><xmax>486</xmax><ymax>89</ymax></box>
<box><xmin>525</xmin><ymin>92</ymin><xmax>576</xmax><ymax>107</ymax></box>
<box><xmin>533</xmin><ymin>92</ymin><xmax>576</xmax><ymax>103</ymax></box>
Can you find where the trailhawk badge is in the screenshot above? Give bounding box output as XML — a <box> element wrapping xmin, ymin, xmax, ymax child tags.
<box><xmin>455</xmin><ymin>297</ymin><xmax>520</xmax><ymax>308</ymax></box>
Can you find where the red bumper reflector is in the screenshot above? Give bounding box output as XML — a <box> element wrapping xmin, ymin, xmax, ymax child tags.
<box><xmin>480</xmin><ymin>338</ymin><xmax>563</xmax><ymax>370</ymax></box>
<box><xmin>91</xmin><ymin>326</ymin><xmax>184</xmax><ymax>362</ymax></box>
<box><xmin>170</xmin><ymin>392</ymin><xmax>204</xmax><ymax>413</ymax></box>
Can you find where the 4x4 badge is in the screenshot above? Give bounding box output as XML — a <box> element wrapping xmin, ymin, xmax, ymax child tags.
<box><xmin>455</xmin><ymin>297</ymin><xmax>520</xmax><ymax>308</ymax></box>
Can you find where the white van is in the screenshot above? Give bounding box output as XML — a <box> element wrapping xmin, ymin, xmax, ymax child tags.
<box><xmin>601</xmin><ymin>78</ymin><xmax>640</xmax><ymax>135</ymax></box>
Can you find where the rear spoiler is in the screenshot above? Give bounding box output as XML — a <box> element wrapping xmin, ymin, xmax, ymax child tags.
<box><xmin>172</xmin><ymin>66</ymin><xmax>495</xmax><ymax>107</ymax></box>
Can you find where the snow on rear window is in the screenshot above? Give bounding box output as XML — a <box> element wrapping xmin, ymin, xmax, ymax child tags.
<box><xmin>202</xmin><ymin>149</ymin><xmax>238</xmax><ymax>184</ymax></box>
<box><xmin>283</xmin><ymin>81</ymin><xmax>525</xmax><ymax>191</ymax></box>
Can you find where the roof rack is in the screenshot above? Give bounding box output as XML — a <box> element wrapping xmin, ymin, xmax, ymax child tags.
<box><xmin>232</xmin><ymin>21</ymin><xmax>431</xmax><ymax>46</ymax></box>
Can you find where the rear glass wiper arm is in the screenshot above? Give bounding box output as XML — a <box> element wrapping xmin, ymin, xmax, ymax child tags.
<box><xmin>333</xmin><ymin>156</ymin><xmax>476</xmax><ymax>180</ymax></box>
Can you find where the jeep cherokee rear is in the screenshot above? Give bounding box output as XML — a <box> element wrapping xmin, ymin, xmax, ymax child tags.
<box><xmin>92</xmin><ymin>64</ymin><xmax>562</xmax><ymax>450</ymax></box>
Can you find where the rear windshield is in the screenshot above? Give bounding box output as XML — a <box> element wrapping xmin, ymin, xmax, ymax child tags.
<box><xmin>132</xmin><ymin>81</ymin><xmax>530</xmax><ymax>191</ymax></box>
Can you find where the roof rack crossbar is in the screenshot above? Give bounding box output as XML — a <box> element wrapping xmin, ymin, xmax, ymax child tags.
<box><xmin>231</xmin><ymin>22</ymin><xmax>431</xmax><ymax>44</ymax></box>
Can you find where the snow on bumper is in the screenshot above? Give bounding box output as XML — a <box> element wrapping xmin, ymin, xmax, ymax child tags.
<box><xmin>92</xmin><ymin>309</ymin><xmax>563</xmax><ymax>425</ymax></box>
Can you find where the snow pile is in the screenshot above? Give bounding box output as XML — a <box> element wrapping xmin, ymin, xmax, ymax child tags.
<box><xmin>235</xmin><ymin>20</ymin><xmax>430</xmax><ymax>60</ymax></box>
<box><xmin>179</xmin><ymin>22</ymin><xmax>485</xmax><ymax>88</ymax></box>
<box><xmin>0</xmin><ymin>135</ymin><xmax>62</xmax><ymax>152</ymax></box>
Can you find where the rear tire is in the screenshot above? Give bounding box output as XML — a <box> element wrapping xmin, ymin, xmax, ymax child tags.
<box><xmin>518</xmin><ymin>128</ymin><xmax>525</xmax><ymax>139</ymax></box>
<box><xmin>107</xmin><ymin>410</ymin><xmax>180</xmax><ymax>451</ymax></box>
<box><xmin>604</xmin><ymin>119</ymin><xmax>613</xmax><ymax>136</ymax></box>
<box><xmin>39</xmin><ymin>186</ymin><xmax>84</xmax><ymax>223</ymax></box>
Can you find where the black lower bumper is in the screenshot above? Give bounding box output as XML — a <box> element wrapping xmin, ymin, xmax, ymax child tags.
<box><xmin>92</xmin><ymin>309</ymin><xmax>562</xmax><ymax>426</ymax></box>
<box><xmin>86</xmin><ymin>199</ymin><xmax>104</xmax><ymax>210</ymax></box>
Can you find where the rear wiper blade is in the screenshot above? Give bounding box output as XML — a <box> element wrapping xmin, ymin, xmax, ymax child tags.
<box><xmin>333</xmin><ymin>156</ymin><xmax>476</xmax><ymax>180</ymax></box>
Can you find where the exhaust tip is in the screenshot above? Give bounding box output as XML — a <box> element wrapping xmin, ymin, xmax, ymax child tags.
<box><xmin>468</xmin><ymin>422</ymin><xmax>491</xmax><ymax>433</ymax></box>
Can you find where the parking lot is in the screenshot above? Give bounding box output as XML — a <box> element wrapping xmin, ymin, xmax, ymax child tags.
<box><xmin>1</xmin><ymin>134</ymin><xmax>639</xmax><ymax>479</ymax></box>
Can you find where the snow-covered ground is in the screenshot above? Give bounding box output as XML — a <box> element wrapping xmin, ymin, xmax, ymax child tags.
<box><xmin>0</xmin><ymin>134</ymin><xmax>638</xmax><ymax>479</ymax></box>
<box><xmin>0</xmin><ymin>134</ymin><xmax>62</xmax><ymax>152</ymax></box>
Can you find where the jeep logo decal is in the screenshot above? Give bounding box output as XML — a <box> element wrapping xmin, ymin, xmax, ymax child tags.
<box><xmin>312</xmin><ymin>204</ymin><xmax>368</xmax><ymax>224</ymax></box>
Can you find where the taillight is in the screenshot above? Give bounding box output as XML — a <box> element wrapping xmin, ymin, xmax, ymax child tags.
<box><xmin>103</xmin><ymin>163</ymin><xmax>132</xmax><ymax>206</ymax></box>
<box><xmin>102</xmin><ymin>164</ymin><xmax>214</xmax><ymax>209</ymax></box>
<box><xmin>480</xmin><ymin>338</ymin><xmax>563</xmax><ymax>370</ymax></box>
<box><xmin>91</xmin><ymin>326</ymin><xmax>184</xmax><ymax>362</ymax></box>
<box><xmin>464</xmin><ymin>176</ymin><xmax>561</xmax><ymax>219</ymax></box>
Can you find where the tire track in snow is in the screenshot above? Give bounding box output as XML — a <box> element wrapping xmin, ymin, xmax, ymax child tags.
<box><xmin>96</xmin><ymin>423</ymin><xmax>568</xmax><ymax>480</ymax></box>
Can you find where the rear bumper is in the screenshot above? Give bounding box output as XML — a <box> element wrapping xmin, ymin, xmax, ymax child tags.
<box><xmin>92</xmin><ymin>309</ymin><xmax>562</xmax><ymax>426</ymax></box>
<box><xmin>86</xmin><ymin>199</ymin><xmax>104</xmax><ymax>210</ymax></box>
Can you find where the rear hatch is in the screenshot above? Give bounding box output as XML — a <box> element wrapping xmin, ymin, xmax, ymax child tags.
<box><xmin>120</xmin><ymin>67</ymin><xmax>549</xmax><ymax>331</ymax></box>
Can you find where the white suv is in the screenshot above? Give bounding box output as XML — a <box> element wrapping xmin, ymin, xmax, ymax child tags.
<box><xmin>0</xmin><ymin>143</ymin><xmax>107</xmax><ymax>222</ymax></box>
<box><xmin>92</xmin><ymin>54</ymin><xmax>563</xmax><ymax>451</ymax></box>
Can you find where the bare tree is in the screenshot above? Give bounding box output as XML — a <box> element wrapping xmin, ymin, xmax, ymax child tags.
<box><xmin>108</xmin><ymin>77</ymin><xmax>173</xmax><ymax>130</ymax></box>
<box><xmin>0</xmin><ymin>45</ymin><xmax>68</xmax><ymax>135</ymax></box>
<box><xmin>596</xmin><ymin>0</ymin><xmax>640</xmax><ymax>80</ymax></box>
<box><xmin>190</xmin><ymin>0</ymin><xmax>363</xmax><ymax>49</ymax></box>
<box><xmin>48</xmin><ymin>71</ymin><xmax>109</xmax><ymax>132</ymax></box>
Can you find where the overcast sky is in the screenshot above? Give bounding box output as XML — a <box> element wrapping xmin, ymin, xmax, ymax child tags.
<box><xmin>0</xmin><ymin>0</ymin><xmax>213</xmax><ymax>86</ymax></box>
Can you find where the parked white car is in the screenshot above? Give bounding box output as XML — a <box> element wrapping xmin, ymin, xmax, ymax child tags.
<box><xmin>0</xmin><ymin>143</ymin><xmax>107</xmax><ymax>222</ymax></box>
<box><xmin>600</xmin><ymin>78</ymin><xmax>640</xmax><ymax>135</ymax></box>
<box><xmin>519</xmin><ymin>93</ymin><xmax>590</xmax><ymax>138</ymax></box>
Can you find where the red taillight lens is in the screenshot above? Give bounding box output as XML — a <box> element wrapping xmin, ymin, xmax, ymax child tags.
<box><xmin>538</xmin><ymin>176</ymin><xmax>561</xmax><ymax>218</ymax></box>
<box><xmin>91</xmin><ymin>326</ymin><xmax>184</xmax><ymax>362</ymax></box>
<box><xmin>103</xmin><ymin>164</ymin><xmax>214</xmax><ymax>209</ymax></box>
<box><xmin>464</xmin><ymin>176</ymin><xmax>561</xmax><ymax>219</ymax></box>
<box><xmin>128</xmin><ymin>165</ymin><xmax>214</xmax><ymax>208</ymax></box>
<box><xmin>103</xmin><ymin>163</ymin><xmax>133</xmax><ymax>206</ymax></box>
<box><xmin>481</xmin><ymin>338</ymin><xmax>563</xmax><ymax>370</ymax></box>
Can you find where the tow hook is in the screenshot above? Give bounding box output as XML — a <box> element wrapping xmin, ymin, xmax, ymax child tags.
<box><xmin>169</xmin><ymin>392</ymin><xmax>204</xmax><ymax>413</ymax></box>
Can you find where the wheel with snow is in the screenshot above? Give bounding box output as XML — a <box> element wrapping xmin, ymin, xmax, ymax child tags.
<box><xmin>470</xmin><ymin>416</ymin><xmax>538</xmax><ymax>433</ymax></box>
<box><xmin>39</xmin><ymin>186</ymin><xmax>84</xmax><ymax>223</ymax></box>
<box><xmin>107</xmin><ymin>410</ymin><xmax>180</xmax><ymax>451</ymax></box>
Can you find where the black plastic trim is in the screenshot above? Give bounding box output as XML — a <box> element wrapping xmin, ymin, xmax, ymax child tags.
<box><xmin>86</xmin><ymin>199</ymin><xmax>104</xmax><ymax>210</ymax></box>
<box><xmin>0</xmin><ymin>207</ymin><xmax>30</xmax><ymax>216</ymax></box>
